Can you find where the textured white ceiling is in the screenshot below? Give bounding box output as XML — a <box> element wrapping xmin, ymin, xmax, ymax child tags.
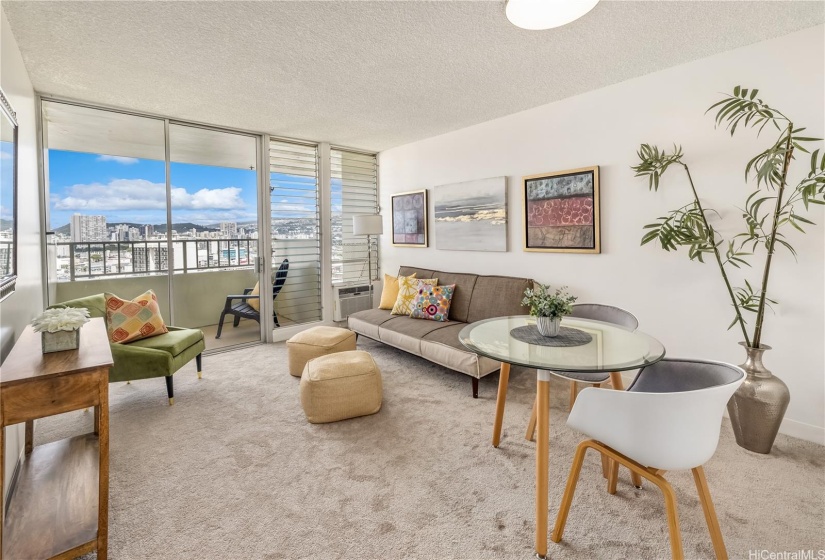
<box><xmin>3</xmin><ymin>1</ymin><xmax>823</xmax><ymax>151</ymax></box>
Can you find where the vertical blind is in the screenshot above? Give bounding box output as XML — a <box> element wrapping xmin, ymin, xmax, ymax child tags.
<box><xmin>331</xmin><ymin>149</ymin><xmax>379</xmax><ymax>285</ymax></box>
<box><xmin>269</xmin><ymin>139</ymin><xmax>322</xmax><ymax>325</ymax></box>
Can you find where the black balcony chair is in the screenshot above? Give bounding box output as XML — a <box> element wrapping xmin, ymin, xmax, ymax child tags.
<box><xmin>216</xmin><ymin>259</ymin><xmax>289</xmax><ymax>338</ymax></box>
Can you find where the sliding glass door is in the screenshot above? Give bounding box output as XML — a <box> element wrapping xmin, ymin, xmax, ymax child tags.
<box><xmin>42</xmin><ymin>100</ymin><xmax>265</xmax><ymax>351</ymax></box>
<box><xmin>169</xmin><ymin>124</ymin><xmax>261</xmax><ymax>348</ymax></box>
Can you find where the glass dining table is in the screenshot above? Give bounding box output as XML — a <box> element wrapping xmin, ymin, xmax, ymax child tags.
<box><xmin>459</xmin><ymin>315</ymin><xmax>666</xmax><ymax>559</ymax></box>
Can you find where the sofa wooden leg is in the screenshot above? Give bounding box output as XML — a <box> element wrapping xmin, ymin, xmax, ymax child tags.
<box><xmin>196</xmin><ymin>353</ymin><xmax>203</xmax><ymax>379</ymax></box>
<box><xmin>165</xmin><ymin>375</ymin><xmax>174</xmax><ymax>406</ymax></box>
<box><xmin>472</xmin><ymin>377</ymin><xmax>479</xmax><ymax>399</ymax></box>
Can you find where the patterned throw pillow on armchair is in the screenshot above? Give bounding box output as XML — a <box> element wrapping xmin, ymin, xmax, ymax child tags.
<box><xmin>105</xmin><ymin>289</ymin><xmax>169</xmax><ymax>344</ymax></box>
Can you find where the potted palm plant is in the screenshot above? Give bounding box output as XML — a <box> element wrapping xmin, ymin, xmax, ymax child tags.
<box><xmin>632</xmin><ymin>86</ymin><xmax>825</xmax><ymax>453</ymax></box>
<box><xmin>522</xmin><ymin>284</ymin><xmax>577</xmax><ymax>337</ymax></box>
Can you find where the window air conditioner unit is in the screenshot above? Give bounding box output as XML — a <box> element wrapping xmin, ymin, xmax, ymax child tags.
<box><xmin>333</xmin><ymin>284</ymin><xmax>372</xmax><ymax>322</ymax></box>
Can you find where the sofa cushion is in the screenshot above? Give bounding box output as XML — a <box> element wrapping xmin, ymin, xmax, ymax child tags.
<box><xmin>420</xmin><ymin>323</ymin><xmax>502</xmax><ymax>377</ymax></box>
<box><xmin>466</xmin><ymin>275</ymin><xmax>532</xmax><ymax>324</ymax></box>
<box><xmin>347</xmin><ymin>308</ymin><xmax>394</xmax><ymax>339</ymax></box>
<box><xmin>379</xmin><ymin>273</ymin><xmax>415</xmax><ymax>310</ymax></box>
<box><xmin>398</xmin><ymin>266</ymin><xmax>436</xmax><ymax>279</ymax></box>
<box><xmin>431</xmin><ymin>272</ymin><xmax>478</xmax><ymax>322</ymax></box>
<box><xmin>378</xmin><ymin>315</ymin><xmax>454</xmax><ymax>354</ymax></box>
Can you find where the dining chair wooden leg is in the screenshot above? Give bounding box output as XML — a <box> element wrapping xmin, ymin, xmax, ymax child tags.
<box><xmin>692</xmin><ymin>466</ymin><xmax>728</xmax><ymax>560</ymax></box>
<box><xmin>525</xmin><ymin>396</ymin><xmax>537</xmax><ymax>442</ymax></box>
<box><xmin>600</xmin><ymin>454</ymin><xmax>610</xmax><ymax>479</ymax></box>
<box><xmin>609</xmin><ymin>371</ymin><xmax>624</xmax><ymax>390</ymax></box>
<box><xmin>607</xmin><ymin>455</ymin><xmax>620</xmax><ymax>494</ymax></box>
<box><xmin>551</xmin><ymin>440</ymin><xmax>589</xmax><ymax>543</ymax></box>
<box><xmin>658</xmin><ymin>478</ymin><xmax>684</xmax><ymax>560</ymax></box>
<box><xmin>568</xmin><ymin>381</ymin><xmax>578</xmax><ymax>412</ymax></box>
<box><xmin>492</xmin><ymin>362</ymin><xmax>511</xmax><ymax>448</ymax></box>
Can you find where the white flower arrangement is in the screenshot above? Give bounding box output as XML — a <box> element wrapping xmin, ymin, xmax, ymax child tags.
<box><xmin>32</xmin><ymin>307</ymin><xmax>91</xmax><ymax>333</ymax></box>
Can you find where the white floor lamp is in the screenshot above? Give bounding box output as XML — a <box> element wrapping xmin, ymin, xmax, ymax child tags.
<box><xmin>352</xmin><ymin>214</ymin><xmax>383</xmax><ymax>307</ymax></box>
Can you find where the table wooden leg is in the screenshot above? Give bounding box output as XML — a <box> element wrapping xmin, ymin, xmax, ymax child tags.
<box><xmin>97</xmin><ymin>370</ymin><xmax>110</xmax><ymax>560</ymax></box>
<box><xmin>535</xmin><ymin>370</ymin><xmax>551</xmax><ymax>559</ymax></box>
<box><xmin>24</xmin><ymin>420</ymin><xmax>33</xmax><ymax>454</ymax></box>
<box><xmin>94</xmin><ymin>406</ymin><xmax>100</xmax><ymax>436</ymax></box>
<box><xmin>492</xmin><ymin>363</ymin><xmax>511</xmax><ymax>448</ymax></box>
<box><xmin>525</xmin><ymin>397</ymin><xmax>537</xmax><ymax>441</ymax></box>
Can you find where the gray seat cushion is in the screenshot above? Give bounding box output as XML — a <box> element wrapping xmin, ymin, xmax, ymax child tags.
<box><xmin>421</xmin><ymin>324</ymin><xmax>501</xmax><ymax>377</ymax></box>
<box><xmin>628</xmin><ymin>359</ymin><xmax>743</xmax><ymax>393</ymax></box>
<box><xmin>347</xmin><ymin>308</ymin><xmax>395</xmax><ymax>339</ymax></box>
<box><xmin>547</xmin><ymin>369</ymin><xmax>610</xmax><ymax>383</ymax></box>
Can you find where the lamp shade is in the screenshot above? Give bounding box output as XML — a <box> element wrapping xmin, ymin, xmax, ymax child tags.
<box><xmin>353</xmin><ymin>214</ymin><xmax>384</xmax><ymax>236</ymax></box>
<box><xmin>506</xmin><ymin>0</ymin><xmax>600</xmax><ymax>30</ymax></box>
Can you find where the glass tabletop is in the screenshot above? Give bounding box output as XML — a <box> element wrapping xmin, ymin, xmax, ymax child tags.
<box><xmin>459</xmin><ymin>316</ymin><xmax>666</xmax><ymax>373</ymax></box>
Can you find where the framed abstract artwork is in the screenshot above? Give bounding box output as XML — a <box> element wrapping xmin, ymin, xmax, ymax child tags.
<box><xmin>522</xmin><ymin>166</ymin><xmax>600</xmax><ymax>253</ymax></box>
<box><xmin>391</xmin><ymin>189</ymin><xmax>428</xmax><ymax>247</ymax></box>
<box><xmin>433</xmin><ymin>176</ymin><xmax>507</xmax><ymax>252</ymax></box>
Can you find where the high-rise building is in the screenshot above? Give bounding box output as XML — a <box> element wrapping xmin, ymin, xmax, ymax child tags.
<box><xmin>70</xmin><ymin>214</ymin><xmax>108</xmax><ymax>242</ymax></box>
<box><xmin>220</xmin><ymin>222</ymin><xmax>238</xmax><ymax>238</ymax></box>
<box><xmin>143</xmin><ymin>224</ymin><xmax>154</xmax><ymax>238</ymax></box>
<box><xmin>133</xmin><ymin>246</ymin><xmax>169</xmax><ymax>273</ymax></box>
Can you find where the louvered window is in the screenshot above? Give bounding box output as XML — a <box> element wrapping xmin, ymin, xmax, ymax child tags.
<box><xmin>269</xmin><ymin>140</ymin><xmax>322</xmax><ymax>325</ymax></box>
<box><xmin>331</xmin><ymin>149</ymin><xmax>379</xmax><ymax>285</ymax></box>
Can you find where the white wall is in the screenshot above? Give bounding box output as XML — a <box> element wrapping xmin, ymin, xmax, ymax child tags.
<box><xmin>0</xmin><ymin>8</ymin><xmax>46</xmax><ymax>495</ymax></box>
<box><xmin>378</xmin><ymin>25</ymin><xmax>825</xmax><ymax>444</ymax></box>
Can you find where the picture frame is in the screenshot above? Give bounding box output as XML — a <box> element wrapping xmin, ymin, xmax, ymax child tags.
<box><xmin>522</xmin><ymin>166</ymin><xmax>600</xmax><ymax>254</ymax></box>
<box><xmin>433</xmin><ymin>176</ymin><xmax>507</xmax><ymax>252</ymax></box>
<box><xmin>391</xmin><ymin>189</ymin><xmax>428</xmax><ymax>247</ymax></box>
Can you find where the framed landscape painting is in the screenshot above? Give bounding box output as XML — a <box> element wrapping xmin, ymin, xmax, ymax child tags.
<box><xmin>433</xmin><ymin>176</ymin><xmax>507</xmax><ymax>252</ymax></box>
<box><xmin>391</xmin><ymin>189</ymin><xmax>428</xmax><ymax>247</ymax></box>
<box><xmin>522</xmin><ymin>166</ymin><xmax>600</xmax><ymax>253</ymax></box>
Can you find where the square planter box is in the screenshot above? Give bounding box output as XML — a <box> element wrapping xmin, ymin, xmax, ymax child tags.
<box><xmin>41</xmin><ymin>329</ymin><xmax>81</xmax><ymax>354</ymax></box>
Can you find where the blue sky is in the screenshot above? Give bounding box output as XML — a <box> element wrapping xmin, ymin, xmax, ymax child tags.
<box><xmin>49</xmin><ymin>150</ymin><xmax>258</xmax><ymax>228</ymax></box>
<box><xmin>1</xmin><ymin>141</ymin><xmax>13</xmax><ymax>222</ymax></box>
<box><xmin>48</xmin><ymin>149</ymin><xmax>345</xmax><ymax>228</ymax></box>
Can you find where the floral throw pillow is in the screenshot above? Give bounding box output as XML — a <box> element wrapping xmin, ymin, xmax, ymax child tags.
<box><xmin>391</xmin><ymin>276</ymin><xmax>438</xmax><ymax>315</ymax></box>
<box><xmin>410</xmin><ymin>283</ymin><xmax>455</xmax><ymax>322</ymax></box>
<box><xmin>105</xmin><ymin>290</ymin><xmax>169</xmax><ymax>344</ymax></box>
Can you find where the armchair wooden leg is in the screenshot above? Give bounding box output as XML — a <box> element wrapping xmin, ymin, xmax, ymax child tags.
<box><xmin>165</xmin><ymin>375</ymin><xmax>174</xmax><ymax>406</ymax></box>
<box><xmin>216</xmin><ymin>311</ymin><xmax>227</xmax><ymax>339</ymax></box>
<box><xmin>525</xmin><ymin>396</ymin><xmax>537</xmax><ymax>442</ymax></box>
<box><xmin>551</xmin><ymin>440</ymin><xmax>589</xmax><ymax>543</ymax></box>
<box><xmin>196</xmin><ymin>353</ymin><xmax>203</xmax><ymax>380</ymax></box>
<box><xmin>692</xmin><ymin>466</ymin><xmax>728</xmax><ymax>560</ymax></box>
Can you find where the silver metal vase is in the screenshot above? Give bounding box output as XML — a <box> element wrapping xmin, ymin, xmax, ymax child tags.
<box><xmin>727</xmin><ymin>343</ymin><xmax>790</xmax><ymax>454</ymax></box>
<box><xmin>536</xmin><ymin>316</ymin><xmax>562</xmax><ymax>337</ymax></box>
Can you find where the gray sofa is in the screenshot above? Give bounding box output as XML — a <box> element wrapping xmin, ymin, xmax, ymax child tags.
<box><xmin>347</xmin><ymin>266</ymin><xmax>534</xmax><ymax>397</ymax></box>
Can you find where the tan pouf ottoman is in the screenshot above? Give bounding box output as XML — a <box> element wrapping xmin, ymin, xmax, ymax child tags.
<box><xmin>286</xmin><ymin>326</ymin><xmax>357</xmax><ymax>377</ymax></box>
<box><xmin>300</xmin><ymin>350</ymin><xmax>383</xmax><ymax>424</ymax></box>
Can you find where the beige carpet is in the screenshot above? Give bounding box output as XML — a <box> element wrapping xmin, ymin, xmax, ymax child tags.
<box><xmin>34</xmin><ymin>338</ymin><xmax>824</xmax><ymax>559</ymax></box>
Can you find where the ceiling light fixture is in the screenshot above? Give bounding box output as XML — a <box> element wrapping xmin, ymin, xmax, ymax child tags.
<box><xmin>505</xmin><ymin>0</ymin><xmax>600</xmax><ymax>31</ymax></box>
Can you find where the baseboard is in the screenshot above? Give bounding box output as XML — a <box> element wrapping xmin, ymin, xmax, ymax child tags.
<box><xmin>619</xmin><ymin>372</ymin><xmax>824</xmax><ymax>446</ymax></box>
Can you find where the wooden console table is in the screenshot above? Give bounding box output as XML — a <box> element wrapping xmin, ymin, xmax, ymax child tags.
<box><xmin>0</xmin><ymin>318</ymin><xmax>113</xmax><ymax>560</ymax></box>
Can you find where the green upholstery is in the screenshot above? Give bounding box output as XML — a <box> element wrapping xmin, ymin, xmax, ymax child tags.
<box><xmin>51</xmin><ymin>294</ymin><xmax>205</xmax><ymax>393</ymax></box>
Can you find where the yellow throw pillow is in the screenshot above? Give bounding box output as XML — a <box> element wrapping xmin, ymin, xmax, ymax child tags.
<box><xmin>248</xmin><ymin>282</ymin><xmax>261</xmax><ymax>312</ymax></box>
<box><xmin>391</xmin><ymin>277</ymin><xmax>438</xmax><ymax>315</ymax></box>
<box><xmin>105</xmin><ymin>290</ymin><xmax>169</xmax><ymax>344</ymax></box>
<box><xmin>379</xmin><ymin>273</ymin><xmax>416</xmax><ymax>310</ymax></box>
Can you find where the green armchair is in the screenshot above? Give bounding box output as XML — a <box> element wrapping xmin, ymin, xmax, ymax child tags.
<box><xmin>51</xmin><ymin>294</ymin><xmax>205</xmax><ymax>405</ymax></box>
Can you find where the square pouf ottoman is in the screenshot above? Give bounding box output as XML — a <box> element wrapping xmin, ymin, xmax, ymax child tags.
<box><xmin>286</xmin><ymin>326</ymin><xmax>357</xmax><ymax>377</ymax></box>
<box><xmin>300</xmin><ymin>350</ymin><xmax>383</xmax><ymax>424</ymax></box>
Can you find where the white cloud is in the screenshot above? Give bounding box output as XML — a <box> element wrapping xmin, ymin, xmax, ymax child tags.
<box><xmin>96</xmin><ymin>155</ymin><xmax>139</xmax><ymax>165</ymax></box>
<box><xmin>53</xmin><ymin>179</ymin><xmax>246</xmax><ymax>211</ymax></box>
<box><xmin>0</xmin><ymin>152</ymin><xmax>11</xmax><ymax>160</ymax></box>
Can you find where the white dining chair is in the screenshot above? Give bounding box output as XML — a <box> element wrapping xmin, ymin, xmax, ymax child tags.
<box><xmin>551</xmin><ymin>358</ymin><xmax>745</xmax><ymax>560</ymax></box>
